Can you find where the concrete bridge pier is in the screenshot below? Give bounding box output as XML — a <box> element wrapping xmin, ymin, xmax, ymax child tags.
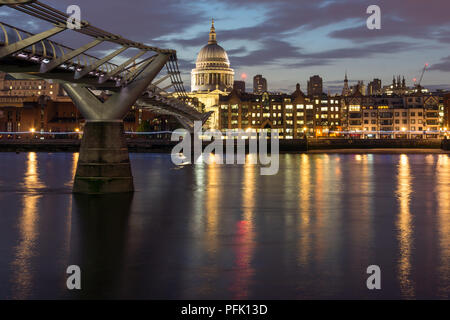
<box><xmin>73</xmin><ymin>120</ymin><xmax>133</xmax><ymax>194</ymax></box>
<box><xmin>62</xmin><ymin>53</ymin><xmax>170</xmax><ymax>194</ymax></box>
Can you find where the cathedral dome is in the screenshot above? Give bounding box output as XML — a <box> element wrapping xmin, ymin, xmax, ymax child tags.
<box><xmin>196</xmin><ymin>43</ymin><xmax>230</xmax><ymax>68</ymax></box>
<box><xmin>191</xmin><ymin>19</ymin><xmax>234</xmax><ymax>92</ymax></box>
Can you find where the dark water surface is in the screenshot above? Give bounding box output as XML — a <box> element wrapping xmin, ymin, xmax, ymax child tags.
<box><xmin>0</xmin><ymin>152</ymin><xmax>450</xmax><ymax>299</ymax></box>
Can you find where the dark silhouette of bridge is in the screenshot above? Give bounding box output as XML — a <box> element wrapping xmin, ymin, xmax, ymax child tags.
<box><xmin>0</xmin><ymin>0</ymin><xmax>210</xmax><ymax>194</ymax></box>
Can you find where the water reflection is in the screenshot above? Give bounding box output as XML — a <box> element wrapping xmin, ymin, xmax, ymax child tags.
<box><xmin>63</xmin><ymin>153</ymin><xmax>80</xmax><ymax>267</ymax></box>
<box><xmin>297</xmin><ymin>154</ymin><xmax>313</xmax><ymax>294</ymax></box>
<box><xmin>396</xmin><ymin>154</ymin><xmax>415</xmax><ymax>298</ymax></box>
<box><xmin>353</xmin><ymin>155</ymin><xmax>374</xmax><ymax>269</ymax></box>
<box><xmin>67</xmin><ymin>193</ymin><xmax>133</xmax><ymax>299</ymax></box>
<box><xmin>230</xmin><ymin>159</ymin><xmax>256</xmax><ymax>299</ymax></box>
<box><xmin>436</xmin><ymin>154</ymin><xmax>450</xmax><ymax>298</ymax></box>
<box><xmin>206</xmin><ymin>162</ymin><xmax>220</xmax><ymax>254</ymax></box>
<box><xmin>2</xmin><ymin>152</ymin><xmax>450</xmax><ymax>299</ymax></box>
<box><xmin>11</xmin><ymin>152</ymin><xmax>42</xmax><ymax>299</ymax></box>
<box><xmin>64</xmin><ymin>153</ymin><xmax>79</xmax><ymax>188</ymax></box>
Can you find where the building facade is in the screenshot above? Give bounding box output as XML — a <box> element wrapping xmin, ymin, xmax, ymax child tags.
<box><xmin>342</xmin><ymin>91</ymin><xmax>445</xmax><ymax>138</ymax></box>
<box><xmin>0</xmin><ymin>72</ymin><xmax>61</xmax><ymax>99</ymax></box>
<box><xmin>218</xmin><ymin>84</ymin><xmax>342</xmax><ymax>139</ymax></box>
<box><xmin>0</xmin><ymin>95</ymin><xmax>176</xmax><ymax>137</ymax></box>
<box><xmin>444</xmin><ymin>93</ymin><xmax>450</xmax><ymax>132</ymax></box>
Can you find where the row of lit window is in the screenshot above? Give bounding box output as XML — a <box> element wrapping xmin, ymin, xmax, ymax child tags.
<box><xmin>222</xmin><ymin>104</ymin><xmax>339</xmax><ymax>111</ymax></box>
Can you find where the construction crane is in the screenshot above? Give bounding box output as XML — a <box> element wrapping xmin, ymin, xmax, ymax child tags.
<box><xmin>413</xmin><ymin>63</ymin><xmax>429</xmax><ymax>89</ymax></box>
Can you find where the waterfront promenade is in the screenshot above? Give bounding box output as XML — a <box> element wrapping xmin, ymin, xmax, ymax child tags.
<box><xmin>0</xmin><ymin>138</ymin><xmax>446</xmax><ymax>153</ymax></box>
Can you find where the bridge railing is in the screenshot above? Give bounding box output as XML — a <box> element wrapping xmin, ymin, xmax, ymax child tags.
<box><xmin>0</xmin><ymin>22</ymin><xmax>118</xmax><ymax>74</ymax></box>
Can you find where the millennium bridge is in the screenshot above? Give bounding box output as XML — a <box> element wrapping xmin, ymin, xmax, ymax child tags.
<box><xmin>0</xmin><ymin>0</ymin><xmax>211</xmax><ymax>194</ymax></box>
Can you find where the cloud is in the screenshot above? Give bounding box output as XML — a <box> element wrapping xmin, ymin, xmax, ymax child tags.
<box><xmin>229</xmin><ymin>38</ymin><xmax>301</xmax><ymax>67</ymax></box>
<box><xmin>1</xmin><ymin>0</ymin><xmax>449</xmax><ymax>90</ymax></box>
<box><xmin>429</xmin><ymin>56</ymin><xmax>450</xmax><ymax>72</ymax></box>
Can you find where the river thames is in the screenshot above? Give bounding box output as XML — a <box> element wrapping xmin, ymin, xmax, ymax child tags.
<box><xmin>0</xmin><ymin>151</ymin><xmax>450</xmax><ymax>299</ymax></box>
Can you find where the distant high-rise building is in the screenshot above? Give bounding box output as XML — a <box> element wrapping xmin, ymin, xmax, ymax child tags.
<box><xmin>350</xmin><ymin>80</ymin><xmax>366</xmax><ymax>96</ymax></box>
<box><xmin>233</xmin><ymin>80</ymin><xmax>246</xmax><ymax>93</ymax></box>
<box><xmin>342</xmin><ymin>71</ymin><xmax>351</xmax><ymax>96</ymax></box>
<box><xmin>368</xmin><ymin>78</ymin><xmax>382</xmax><ymax>95</ymax></box>
<box><xmin>307</xmin><ymin>75</ymin><xmax>323</xmax><ymax>97</ymax></box>
<box><xmin>253</xmin><ymin>74</ymin><xmax>267</xmax><ymax>93</ymax></box>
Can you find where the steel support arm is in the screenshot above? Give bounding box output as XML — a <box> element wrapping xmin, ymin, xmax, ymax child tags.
<box><xmin>40</xmin><ymin>39</ymin><xmax>103</xmax><ymax>73</ymax></box>
<box><xmin>99</xmin><ymin>50</ymin><xmax>146</xmax><ymax>83</ymax></box>
<box><xmin>63</xmin><ymin>53</ymin><xmax>170</xmax><ymax>121</ymax></box>
<box><xmin>61</xmin><ymin>83</ymin><xmax>105</xmax><ymax>120</ymax></box>
<box><xmin>75</xmin><ymin>46</ymin><xmax>128</xmax><ymax>79</ymax></box>
<box><xmin>122</xmin><ymin>55</ymin><xmax>156</xmax><ymax>84</ymax></box>
<box><xmin>104</xmin><ymin>53</ymin><xmax>170</xmax><ymax>119</ymax></box>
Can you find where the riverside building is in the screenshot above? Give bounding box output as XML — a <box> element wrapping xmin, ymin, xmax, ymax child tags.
<box><xmin>342</xmin><ymin>90</ymin><xmax>445</xmax><ymax>139</ymax></box>
<box><xmin>218</xmin><ymin>84</ymin><xmax>342</xmax><ymax>139</ymax></box>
